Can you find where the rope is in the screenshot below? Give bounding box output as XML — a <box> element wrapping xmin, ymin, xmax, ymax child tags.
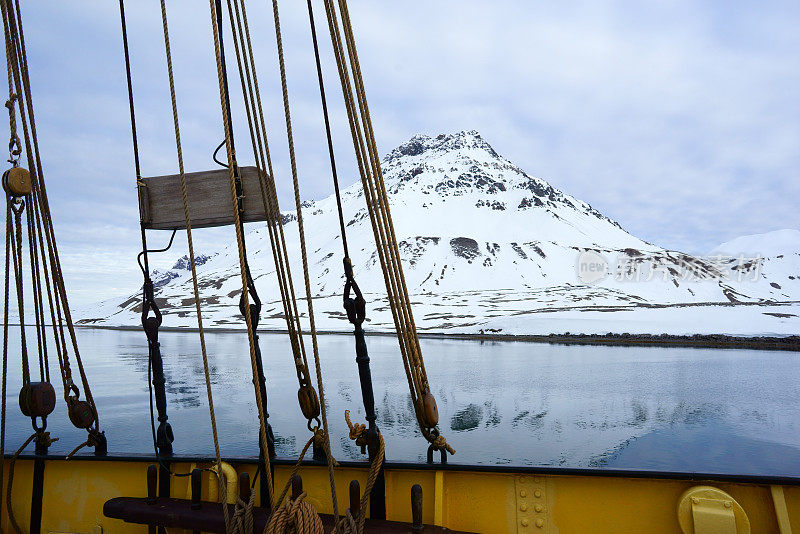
<box><xmin>5</xmin><ymin>432</ymin><xmax>35</xmax><ymax>534</ymax></box>
<box><xmin>10</xmin><ymin>0</ymin><xmax>102</xmax><ymax>432</ymax></box>
<box><xmin>224</xmin><ymin>0</ymin><xmax>319</xmax><ymax>421</ymax></box>
<box><xmin>207</xmin><ymin>0</ymin><xmax>275</xmax><ymax>511</ymax></box>
<box><xmin>5</xmin><ymin>430</ymin><xmax>56</xmax><ymax>534</ymax></box>
<box><xmin>25</xmin><ymin>199</ymin><xmax>46</xmax><ymax>383</ymax></box>
<box><xmin>265</xmin><ymin>492</ymin><xmax>324</xmax><ymax>534</ymax></box>
<box><xmin>340</xmin><ymin>411</ymin><xmax>385</xmax><ymax>533</ymax></box>
<box><xmin>216</xmin><ymin>2</ymin><xmax>343</xmax><ymax>527</ymax></box>
<box><xmin>305</xmin><ymin>0</ymin><xmax>347</xmax><ymax>259</ymax></box>
<box><xmin>0</xmin><ymin>0</ymin><xmax>103</xmax><ymax>451</ymax></box>
<box><xmin>0</xmin><ymin>210</ymin><xmax>8</xmax><ymax>530</ymax></box>
<box><xmin>8</xmin><ymin>199</ymin><xmax>27</xmax><ymax>386</ymax></box>
<box><xmin>267</xmin><ymin>0</ymin><xmax>339</xmax><ymax>520</ymax></box>
<box><xmin>230</xmin><ymin>491</ymin><xmax>256</xmax><ymax>534</ymax></box>
<box><xmin>159</xmin><ymin>0</ymin><xmax>230</xmax><ymax>527</ymax></box>
<box><xmin>320</xmin><ymin>0</ymin><xmax>453</xmax><ymax>456</ymax></box>
<box><xmin>3</xmin><ymin>94</ymin><xmax>19</xmax><ymax>162</ymax></box>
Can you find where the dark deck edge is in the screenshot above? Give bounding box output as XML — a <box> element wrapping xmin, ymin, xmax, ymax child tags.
<box><xmin>5</xmin><ymin>451</ymin><xmax>800</xmax><ymax>486</ymax></box>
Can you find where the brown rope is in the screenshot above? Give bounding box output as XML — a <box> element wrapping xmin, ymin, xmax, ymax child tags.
<box><xmin>319</xmin><ymin>0</ymin><xmax>453</xmax><ymax>455</ymax></box>
<box><xmin>5</xmin><ymin>431</ymin><xmax>56</xmax><ymax>534</ymax></box>
<box><xmin>271</xmin><ymin>428</ymin><xmax>330</xmax><ymax>511</ymax></box>
<box><xmin>159</xmin><ymin>0</ymin><xmax>230</xmax><ymax>527</ymax></box>
<box><xmin>230</xmin><ymin>490</ymin><xmax>256</xmax><ymax>534</ymax></box>
<box><xmin>5</xmin><ymin>432</ymin><xmax>34</xmax><ymax>534</ymax></box>
<box><xmin>222</xmin><ymin>0</ymin><xmax>340</xmax><ymax>524</ymax></box>
<box><xmin>340</xmin><ymin>411</ymin><xmax>385</xmax><ymax>533</ymax></box>
<box><xmin>0</xmin><ymin>0</ymin><xmax>103</xmax><ymax>443</ymax></box>
<box><xmin>267</xmin><ymin>0</ymin><xmax>340</xmax><ymax>520</ymax></box>
<box><xmin>223</xmin><ymin>0</ymin><xmax>329</xmax><ymax>447</ymax></box>
<box><xmin>206</xmin><ymin>0</ymin><xmax>275</xmax><ymax>511</ymax></box>
<box><xmin>223</xmin><ymin>0</ymin><xmax>311</xmax><ymax>391</ymax></box>
<box><xmin>266</xmin><ymin>491</ymin><xmax>324</xmax><ymax>534</ymax></box>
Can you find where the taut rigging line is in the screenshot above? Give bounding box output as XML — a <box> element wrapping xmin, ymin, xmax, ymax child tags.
<box><xmin>319</xmin><ymin>0</ymin><xmax>454</xmax><ymax>461</ymax></box>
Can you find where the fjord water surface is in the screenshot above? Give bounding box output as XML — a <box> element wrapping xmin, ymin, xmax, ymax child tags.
<box><xmin>3</xmin><ymin>327</ymin><xmax>799</xmax><ymax>476</ymax></box>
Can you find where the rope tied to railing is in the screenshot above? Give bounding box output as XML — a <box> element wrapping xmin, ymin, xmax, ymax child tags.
<box><xmin>230</xmin><ymin>490</ymin><xmax>256</xmax><ymax>534</ymax></box>
<box><xmin>339</xmin><ymin>410</ymin><xmax>385</xmax><ymax>533</ymax></box>
<box><xmin>266</xmin><ymin>491</ymin><xmax>324</xmax><ymax>534</ymax></box>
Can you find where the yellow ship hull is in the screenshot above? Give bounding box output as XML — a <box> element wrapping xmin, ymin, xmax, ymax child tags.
<box><xmin>2</xmin><ymin>454</ymin><xmax>798</xmax><ymax>533</ymax></box>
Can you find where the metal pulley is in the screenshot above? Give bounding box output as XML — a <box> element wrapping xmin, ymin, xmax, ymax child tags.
<box><xmin>2</xmin><ymin>166</ymin><xmax>31</xmax><ymax>197</ymax></box>
<box><xmin>18</xmin><ymin>381</ymin><xmax>56</xmax><ymax>418</ymax></box>
<box><xmin>297</xmin><ymin>383</ymin><xmax>321</xmax><ymax>422</ymax></box>
<box><xmin>421</xmin><ymin>391</ymin><xmax>439</xmax><ymax>428</ymax></box>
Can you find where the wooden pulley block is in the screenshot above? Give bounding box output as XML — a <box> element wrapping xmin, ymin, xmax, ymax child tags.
<box><xmin>68</xmin><ymin>399</ymin><xmax>96</xmax><ymax>429</ymax></box>
<box><xmin>297</xmin><ymin>384</ymin><xmax>320</xmax><ymax>421</ymax></box>
<box><xmin>2</xmin><ymin>166</ymin><xmax>31</xmax><ymax>197</ymax></box>
<box><xmin>421</xmin><ymin>391</ymin><xmax>439</xmax><ymax>428</ymax></box>
<box><xmin>18</xmin><ymin>382</ymin><xmax>56</xmax><ymax>418</ymax></box>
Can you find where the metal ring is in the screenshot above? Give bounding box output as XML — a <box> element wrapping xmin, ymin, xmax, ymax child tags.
<box><xmin>31</xmin><ymin>415</ymin><xmax>47</xmax><ymax>433</ymax></box>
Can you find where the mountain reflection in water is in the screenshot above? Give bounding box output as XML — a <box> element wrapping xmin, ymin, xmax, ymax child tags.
<box><xmin>2</xmin><ymin>328</ymin><xmax>799</xmax><ymax>476</ymax></box>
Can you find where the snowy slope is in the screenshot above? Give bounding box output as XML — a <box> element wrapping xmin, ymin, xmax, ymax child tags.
<box><xmin>79</xmin><ymin>131</ymin><xmax>800</xmax><ymax>336</ymax></box>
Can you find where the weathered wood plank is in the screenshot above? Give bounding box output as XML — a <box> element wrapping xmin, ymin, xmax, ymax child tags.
<box><xmin>103</xmin><ymin>497</ymin><xmax>474</xmax><ymax>533</ymax></box>
<box><xmin>139</xmin><ymin>166</ymin><xmax>271</xmax><ymax>230</ymax></box>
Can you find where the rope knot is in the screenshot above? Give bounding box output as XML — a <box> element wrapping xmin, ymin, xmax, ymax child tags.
<box><xmin>265</xmin><ymin>491</ymin><xmax>323</xmax><ymax>534</ymax></box>
<box><xmin>312</xmin><ymin>426</ymin><xmax>328</xmax><ymax>453</ymax></box>
<box><xmin>344</xmin><ymin>410</ymin><xmax>368</xmax><ymax>450</ymax></box>
<box><xmin>34</xmin><ymin>431</ymin><xmax>58</xmax><ymax>449</ymax></box>
<box><xmin>336</xmin><ymin>509</ymin><xmax>359</xmax><ymax>534</ymax></box>
<box><xmin>431</xmin><ymin>434</ymin><xmax>455</xmax><ymax>455</ymax></box>
<box><xmin>230</xmin><ymin>490</ymin><xmax>255</xmax><ymax>534</ymax></box>
<box><xmin>4</xmin><ymin>93</ymin><xmax>17</xmax><ymax>110</ymax></box>
<box><xmin>5</xmin><ymin>93</ymin><xmax>21</xmax><ymax>160</ymax></box>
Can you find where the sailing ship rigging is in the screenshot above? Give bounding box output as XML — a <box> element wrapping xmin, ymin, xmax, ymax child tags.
<box><xmin>0</xmin><ymin>0</ymin><xmax>796</xmax><ymax>533</ymax></box>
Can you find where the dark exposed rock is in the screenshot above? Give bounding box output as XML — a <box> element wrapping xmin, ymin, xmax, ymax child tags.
<box><xmin>400</xmin><ymin>140</ymin><xmax>425</xmax><ymax>156</ymax></box>
<box><xmin>152</xmin><ymin>270</ymin><xmax>179</xmax><ymax>288</ymax></box>
<box><xmin>524</xmin><ymin>242</ymin><xmax>547</xmax><ymax>259</ymax></box>
<box><xmin>518</xmin><ymin>197</ymin><xmax>543</xmax><ymax>209</ymax></box>
<box><xmin>399</xmin><ymin>237</ymin><xmax>441</xmax><ymax>266</ymax></box>
<box><xmin>450</xmin><ymin>237</ymin><xmax>481</xmax><ymax>261</ymax></box>
<box><xmin>475</xmin><ymin>199</ymin><xmax>506</xmax><ymax>211</ymax></box>
<box><xmin>172</xmin><ymin>254</ymin><xmax>213</xmax><ymax>271</ymax></box>
<box><xmin>347</xmin><ymin>210</ymin><xmax>368</xmax><ymax>227</ymax></box>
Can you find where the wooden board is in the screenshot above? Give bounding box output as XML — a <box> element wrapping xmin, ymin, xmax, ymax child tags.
<box><xmin>138</xmin><ymin>166</ymin><xmax>271</xmax><ymax>230</ymax></box>
<box><xmin>103</xmin><ymin>497</ymin><xmax>474</xmax><ymax>533</ymax></box>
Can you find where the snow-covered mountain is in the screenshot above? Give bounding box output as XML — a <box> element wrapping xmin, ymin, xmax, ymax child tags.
<box><xmin>80</xmin><ymin>131</ymin><xmax>800</xmax><ymax>336</ymax></box>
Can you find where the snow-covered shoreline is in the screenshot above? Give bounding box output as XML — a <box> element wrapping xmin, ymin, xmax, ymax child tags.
<box><xmin>78</xmin><ymin>131</ymin><xmax>800</xmax><ymax>338</ymax></box>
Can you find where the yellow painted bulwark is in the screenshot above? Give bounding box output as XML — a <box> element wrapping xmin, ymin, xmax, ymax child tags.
<box><xmin>0</xmin><ymin>458</ymin><xmax>797</xmax><ymax>533</ymax></box>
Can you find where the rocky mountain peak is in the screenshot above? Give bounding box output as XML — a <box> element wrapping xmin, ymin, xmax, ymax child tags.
<box><xmin>84</xmin><ymin>129</ymin><xmax>800</xmax><ymax>337</ymax></box>
<box><xmin>385</xmin><ymin>130</ymin><xmax>499</xmax><ymax>165</ymax></box>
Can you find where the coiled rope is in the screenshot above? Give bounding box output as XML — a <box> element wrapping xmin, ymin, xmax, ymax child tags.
<box><xmin>266</xmin><ymin>491</ymin><xmax>324</xmax><ymax>534</ymax></box>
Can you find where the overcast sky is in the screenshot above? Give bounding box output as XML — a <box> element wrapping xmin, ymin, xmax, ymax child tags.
<box><xmin>10</xmin><ymin>0</ymin><xmax>800</xmax><ymax>306</ymax></box>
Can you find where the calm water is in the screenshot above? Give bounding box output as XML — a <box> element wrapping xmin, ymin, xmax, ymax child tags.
<box><xmin>3</xmin><ymin>327</ymin><xmax>799</xmax><ymax>477</ymax></box>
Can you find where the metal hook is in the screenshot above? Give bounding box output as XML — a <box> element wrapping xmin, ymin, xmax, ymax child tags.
<box><xmin>136</xmin><ymin>229</ymin><xmax>177</xmax><ymax>276</ymax></box>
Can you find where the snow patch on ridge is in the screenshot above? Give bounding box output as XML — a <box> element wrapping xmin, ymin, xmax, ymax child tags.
<box><xmin>79</xmin><ymin>131</ymin><xmax>800</xmax><ymax>336</ymax></box>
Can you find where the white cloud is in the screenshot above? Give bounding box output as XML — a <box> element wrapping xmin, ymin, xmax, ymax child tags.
<box><xmin>7</xmin><ymin>0</ymin><xmax>799</xmax><ymax>305</ymax></box>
